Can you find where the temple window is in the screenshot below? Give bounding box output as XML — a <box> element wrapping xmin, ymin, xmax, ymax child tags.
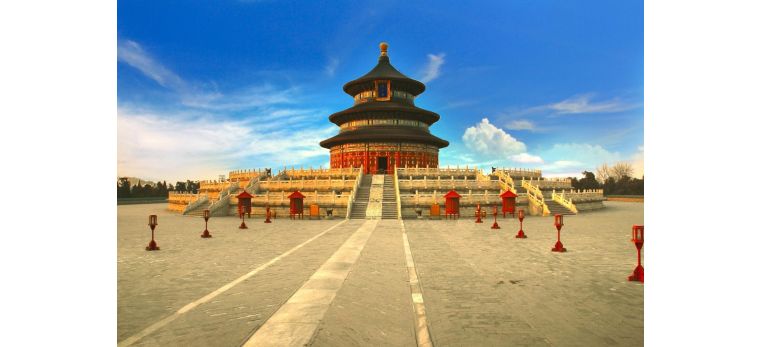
<box><xmin>375</xmin><ymin>80</ymin><xmax>391</xmax><ymax>101</ymax></box>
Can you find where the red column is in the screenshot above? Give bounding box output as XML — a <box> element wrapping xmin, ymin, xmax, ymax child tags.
<box><xmin>364</xmin><ymin>146</ymin><xmax>369</xmax><ymax>174</ymax></box>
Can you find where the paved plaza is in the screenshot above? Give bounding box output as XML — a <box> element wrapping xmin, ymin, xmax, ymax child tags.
<box><xmin>118</xmin><ymin>202</ymin><xmax>643</xmax><ymax>346</ymax></box>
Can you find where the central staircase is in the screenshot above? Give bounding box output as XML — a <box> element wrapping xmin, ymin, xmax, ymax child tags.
<box><xmin>545</xmin><ymin>200</ymin><xmax>576</xmax><ymax>215</ymax></box>
<box><xmin>381</xmin><ymin>174</ymin><xmax>398</xmax><ymax>219</ymax></box>
<box><xmin>349</xmin><ymin>176</ymin><xmax>372</xmax><ymax>219</ymax></box>
<box><xmin>185</xmin><ymin>200</ymin><xmax>213</xmax><ymax>217</ymax></box>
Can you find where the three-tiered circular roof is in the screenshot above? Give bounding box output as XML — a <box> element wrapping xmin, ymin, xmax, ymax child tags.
<box><xmin>320</xmin><ymin>43</ymin><xmax>449</xmax><ymax>149</ymax></box>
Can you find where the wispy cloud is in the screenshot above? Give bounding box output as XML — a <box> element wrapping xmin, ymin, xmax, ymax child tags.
<box><xmin>547</xmin><ymin>94</ymin><xmax>638</xmax><ymax>114</ymax></box>
<box><xmin>118</xmin><ymin>107</ymin><xmax>333</xmax><ymax>182</ymax></box>
<box><xmin>507</xmin><ymin>93</ymin><xmax>640</xmax><ymax>118</ymax></box>
<box><xmin>118</xmin><ymin>39</ymin><xmax>299</xmax><ymax>112</ymax></box>
<box><xmin>505</xmin><ymin>119</ymin><xmax>536</xmax><ymax>131</ymax></box>
<box><xmin>324</xmin><ymin>57</ymin><xmax>339</xmax><ymax>77</ymax></box>
<box><xmin>117</xmin><ymin>39</ymin><xmax>333</xmax><ymax>181</ymax></box>
<box><xmin>419</xmin><ymin>53</ymin><xmax>445</xmax><ymax>83</ymax></box>
<box><xmin>118</xmin><ymin>40</ymin><xmax>188</xmax><ymax>91</ymax></box>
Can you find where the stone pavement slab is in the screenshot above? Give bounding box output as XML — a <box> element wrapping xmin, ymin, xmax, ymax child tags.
<box><xmin>118</xmin><ymin>204</ymin><xmax>362</xmax><ymax>345</ymax></box>
<box><xmin>118</xmin><ymin>201</ymin><xmax>643</xmax><ymax>346</ymax></box>
<box><xmin>404</xmin><ymin>201</ymin><xmax>644</xmax><ymax>346</ymax></box>
<box><xmin>243</xmin><ymin>220</ymin><xmax>378</xmax><ymax>346</ymax></box>
<box><xmin>310</xmin><ymin>220</ymin><xmax>417</xmax><ymax>347</ymax></box>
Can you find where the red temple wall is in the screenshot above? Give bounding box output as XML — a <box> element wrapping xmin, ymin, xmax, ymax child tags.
<box><xmin>329</xmin><ymin>143</ymin><xmax>439</xmax><ymax>174</ymax></box>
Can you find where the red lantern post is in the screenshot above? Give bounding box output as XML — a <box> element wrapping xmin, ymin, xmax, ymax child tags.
<box><xmin>475</xmin><ymin>203</ymin><xmax>483</xmax><ymax>223</ymax></box>
<box><xmin>201</xmin><ymin>209</ymin><xmax>212</xmax><ymax>238</ymax></box>
<box><xmin>551</xmin><ymin>214</ymin><xmax>566</xmax><ymax>252</ymax></box>
<box><xmin>628</xmin><ymin>225</ymin><xmax>644</xmax><ymax>283</ymax></box>
<box><xmin>491</xmin><ymin>205</ymin><xmax>500</xmax><ymax>229</ymax></box>
<box><xmin>146</xmin><ymin>215</ymin><xmax>160</xmax><ymax>251</ymax></box>
<box><xmin>265</xmin><ymin>206</ymin><xmax>272</xmax><ymax>223</ymax></box>
<box><xmin>239</xmin><ymin>209</ymin><xmax>248</xmax><ymax>229</ymax></box>
<box><xmin>515</xmin><ymin>209</ymin><xmax>527</xmax><ymax>238</ymax></box>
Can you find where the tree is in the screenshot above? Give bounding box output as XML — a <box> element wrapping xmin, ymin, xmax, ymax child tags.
<box><xmin>118</xmin><ymin>177</ymin><xmax>131</xmax><ymax>198</ymax></box>
<box><xmin>611</xmin><ymin>162</ymin><xmax>634</xmax><ymax>181</ymax></box>
<box><xmin>596</xmin><ymin>164</ymin><xmax>611</xmax><ymax>184</ymax></box>
<box><xmin>571</xmin><ymin>171</ymin><xmax>601</xmax><ymax>190</ymax></box>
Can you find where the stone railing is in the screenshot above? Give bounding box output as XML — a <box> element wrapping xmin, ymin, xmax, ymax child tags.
<box><xmin>557</xmin><ymin>189</ymin><xmax>605</xmax><ymax>201</ymax></box>
<box><xmin>475</xmin><ymin>170</ymin><xmax>493</xmax><ymax>182</ymax></box>
<box><xmin>397</xmin><ymin>166</ymin><xmax>481</xmax><ymax>178</ymax></box>
<box><xmin>199</xmin><ymin>181</ymin><xmax>230</xmax><ymax>200</ymax></box>
<box><xmin>496</xmin><ymin>168</ymin><xmax>542</xmax><ymax>179</ymax></box>
<box><xmin>231</xmin><ymin>191</ymin><xmax>351</xmax><ymax>207</ymax></box>
<box><xmin>493</xmin><ymin>170</ymin><xmax>516</xmax><ymax>194</ymax></box>
<box><xmin>258</xmin><ymin>179</ymin><xmax>356</xmax><ymax>192</ymax></box>
<box><xmin>522</xmin><ymin>179</ymin><xmax>550</xmax><ymax>216</ymax></box>
<box><xmin>346</xmin><ymin>166</ymin><xmax>364</xmax><ymax>219</ymax></box>
<box><xmin>551</xmin><ymin>190</ymin><xmax>578</xmax><ymax>214</ymax></box>
<box><xmin>229</xmin><ymin>168</ymin><xmax>268</xmax><ymax>182</ymax></box>
<box><xmin>206</xmin><ymin>181</ymin><xmax>239</xmax><ymax>216</ymax></box>
<box><xmin>245</xmin><ymin>175</ymin><xmax>262</xmax><ymax>193</ymax></box>
<box><xmin>399</xmin><ymin>190</ymin><xmax>504</xmax><ymax>206</ymax></box>
<box><xmin>182</xmin><ymin>194</ymin><xmax>209</xmax><ymax>215</ymax></box>
<box><xmin>394</xmin><ymin>168</ymin><xmax>402</xmax><ymax>219</ymax></box>
<box><xmin>495</xmin><ymin>168</ymin><xmax>542</xmax><ymax>178</ymax></box>
<box><xmin>168</xmin><ymin>192</ymin><xmax>201</xmax><ymax>212</ymax></box>
<box><xmin>397</xmin><ymin>176</ymin><xmax>501</xmax><ymax>191</ymax></box>
<box><xmin>280</xmin><ymin>167</ymin><xmax>360</xmax><ymax>179</ymax></box>
<box><xmin>521</xmin><ymin>177</ymin><xmax>573</xmax><ymax>190</ymax></box>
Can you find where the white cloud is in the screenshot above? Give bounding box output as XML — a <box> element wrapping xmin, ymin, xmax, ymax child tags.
<box><xmin>508</xmin><ymin>93</ymin><xmax>639</xmax><ymax>117</ymax></box>
<box><xmin>118</xmin><ymin>39</ymin><xmax>298</xmax><ymax>111</ymax></box>
<box><xmin>117</xmin><ymin>39</ymin><xmax>337</xmax><ymax>181</ymax></box>
<box><xmin>419</xmin><ymin>53</ymin><xmax>445</xmax><ymax>83</ymax></box>
<box><xmin>505</xmin><ymin>119</ymin><xmax>536</xmax><ymax>131</ymax></box>
<box><xmin>510</xmin><ymin>153</ymin><xmax>544</xmax><ymax>164</ymax></box>
<box><xmin>118</xmin><ymin>40</ymin><xmax>188</xmax><ymax>91</ymax></box>
<box><xmin>117</xmin><ymin>108</ymin><xmax>332</xmax><ymax>182</ymax></box>
<box><xmin>547</xmin><ymin>94</ymin><xmax>638</xmax><ymax>114</ymax></box>
<box><xmin>462</xmin><ymin>118</ymin><xmax>528</xmax><ymax>159</ymax></box>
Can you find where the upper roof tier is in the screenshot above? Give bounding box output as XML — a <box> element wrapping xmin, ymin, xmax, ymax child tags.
<box><xmin>343</xmin><ymin>43</ymin><xmax>426</xmax><ymax>96</ymax></box>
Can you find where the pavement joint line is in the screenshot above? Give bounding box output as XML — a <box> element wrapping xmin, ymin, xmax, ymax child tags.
<box><xmin>401</xmin><ymin>220</ymin><xmax>434</xmax><ymax>347</ymax></box>
<box><xmin>117</xmin><ymin>219</ymin><xmax>349</xmax><ymax>347</ymax></box>
<box><xmin>242</xmin><ymin>219</ymin><xmax>379</xmax><ymax>347</ymax></box>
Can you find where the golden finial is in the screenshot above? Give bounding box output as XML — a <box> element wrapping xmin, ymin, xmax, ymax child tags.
<box><xmin>380</xmin><ymin>42</ymin><xmax>388</xmax><ymax>56</ymax></box>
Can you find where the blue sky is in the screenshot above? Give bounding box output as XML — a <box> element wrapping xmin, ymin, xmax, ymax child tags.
<box><xmin>117</xmin><ymin>0</ymin><xmax>643</xmax><ymax>182</ymax></box>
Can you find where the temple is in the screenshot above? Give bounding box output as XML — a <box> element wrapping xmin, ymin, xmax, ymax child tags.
<box><xmin>167</xmin><ymin>42</ymin><xmax>607</xmax><ymax>219</ymax></box>
<box><xmin>320</xmin><ymin>42</ymin><xmax>449</xmax><ymax>174</ymax></box>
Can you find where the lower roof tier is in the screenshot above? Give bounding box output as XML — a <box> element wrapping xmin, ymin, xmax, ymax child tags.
<box><xmin>319</xmin><ymin>126</ymin><xmax>449</xmax><ymax>149</ymax></box>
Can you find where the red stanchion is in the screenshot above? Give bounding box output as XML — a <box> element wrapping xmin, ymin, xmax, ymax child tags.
<box><xmin>239</xmin><ymin>210</ymin><xmax>248</xmax><ymax>229</ymax></box>
<box><xmin>491</xmin><ymin>205</ymin><xmax>500</xmax><ymax>229</ymax></box>
<box><xmin>201</xmin><ymin>209</ymin><xmax>212</xmax><ymax>238</ymax></box>
<box><xmin>146</xmin><ymin>215</ymin><xmax>160</xmax><ymax>251</ymax></box>
<box><xmin>515</xmin><ymin>209</ymin><xmax>527</xmax><ymax>238</ymax></box>
<box><xmin>551</xmin><ymin>214</ymin><xmax>566</xmax><ymax>252</ymax></box>
<box><xmin>265</xmin><ymin>206</ymin><xmax>272</xmax><ymax>223</ymax></box>
<box><xmin>628</xmin><ymin>225</ymin><xmax>644</xmax><ymax>283</ymax></box>
<box><xmin>475</xmin><ymin>203</ymin><xmax>483</xmax><ymax>223</ymax></box>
